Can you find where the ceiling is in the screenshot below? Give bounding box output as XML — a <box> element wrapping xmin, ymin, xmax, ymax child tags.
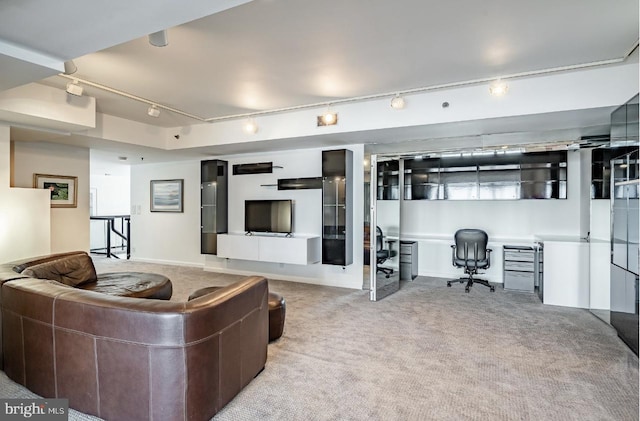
<box><xmin>1</xmin><ymin>0</ymin><xmax>638</xmax><ymax>163</ymax></box>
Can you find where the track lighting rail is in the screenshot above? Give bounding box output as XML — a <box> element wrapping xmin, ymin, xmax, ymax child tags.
<box><xmin>57</xmin><ymin>42</ymin><xmax>636</xmax><ymax>125</ymax></box>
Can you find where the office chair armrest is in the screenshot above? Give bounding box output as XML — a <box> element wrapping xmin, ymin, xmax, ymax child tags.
<box><xmin>451</xmin><ymin>245</ymin><xmax>456</xmax><ymax>266</ymax></box>
<box><xmin>486</xmin><ymin>248</ymin><xmax>492</xmax><ymax>268</ymax></box>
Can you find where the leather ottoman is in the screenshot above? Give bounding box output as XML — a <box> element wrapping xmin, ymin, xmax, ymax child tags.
<box><xmin>189</xmin><ymin>286</ymin><xmax>286</xmax><ymax>342</ymax></box>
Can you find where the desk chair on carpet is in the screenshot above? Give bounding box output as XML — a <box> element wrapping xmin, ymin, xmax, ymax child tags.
<box><xmin>447</xmin><ymin>228</ymin><xmax>495</xmax><ymax>293</ymax></box>
<box><xmin>376</xmin><ymin>226</ymin><xmax>397</xmax><ymax>278</ymax></box>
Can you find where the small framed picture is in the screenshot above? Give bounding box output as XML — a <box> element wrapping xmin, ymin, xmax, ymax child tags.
<box><xmin>150</xmin><ymin>179</ymin><xmax>184</xmax><ymax>212</ymax></box>
<box><xmin>33</xmin><ymin>174</ymin><xmax>78</xmax><ymax>208</ymax></box>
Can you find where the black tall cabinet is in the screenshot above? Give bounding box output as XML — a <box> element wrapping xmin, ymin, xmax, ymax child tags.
<box><xmin>322</xmin><ymin>149</ymin><xmax>353</xmax><ymax>266</ymax></box>
<box><xmin>201</xmin><ymin>160</ymin><xmax>228</xmax><ymax>254</ymax></box>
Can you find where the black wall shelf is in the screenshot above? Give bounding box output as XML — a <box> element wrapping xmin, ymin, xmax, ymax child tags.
<box><xmin>278</xmin><ymin>177</ymin><xmax>323</xmax><ymax>190</ymax></box>
<box><xmin>232</xmin><ymin>162</ymin><xmax>282</xmax><ymax>175</ymax></box>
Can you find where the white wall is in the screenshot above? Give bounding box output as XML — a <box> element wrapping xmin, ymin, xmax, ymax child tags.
<box><xmin>130</xmin><ymin>160</ymin><xmax>201</xmax><ymax>266</ymax></box>
<box><xmin>91</xmin><ymin>174</ymin><xmax>130</xmax><ymax>216</ymax></box>
<box><xmin>0</xmin><ymin>126</ymin><xmax>9</xmax><ymax>185</ymax></box>
<box><xmin>11</xmin><ymin>140</ymin><xmax>89</xmax><ymax>253</ymax></box>
<box><xmin>0</xmin><ymin>126</ymin><xmax>51</xmax><ymax>263</ymax></box>
<box><xmin>129</xmin><ymin>145</ymin><xmax>365</xmax><ymax>289</ymax></box>
<box><xmin>590</xmin><ymin>199</ymin><xmax>611</xmax><ymax>241</ymax></box>
<box><xmin>0</xmin><ymin>188</ymin><xmax>51</xmax><ymax>263</ymax></box>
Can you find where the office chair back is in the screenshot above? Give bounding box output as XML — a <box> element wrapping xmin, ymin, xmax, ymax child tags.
<box><xmin>449</xmin><ymin>228</ymin><xmax>494</xmax><ymax>292</ymax></box>
<box><xmin>376</xmin><ymin>226</ymin><xmax>384</xmax><ymax>253</ymax></box>
<box><xmin>376</xmin><ymin>226</ymin><xmax>397</xmax><ymax>277</ymax></box>
<box><xmin>453</xmin><ymin>229</ymin><xmax>489</xmax><ymax>269</ymax></box>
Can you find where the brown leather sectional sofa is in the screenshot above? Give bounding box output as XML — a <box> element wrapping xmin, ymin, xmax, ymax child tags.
<box><xmin>0</xmin><ymin>252</ymin><xmax>269</xmax><ymax>421</ymax></box>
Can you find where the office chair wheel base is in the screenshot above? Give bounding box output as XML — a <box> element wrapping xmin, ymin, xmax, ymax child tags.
<box><xmin>447</xmin><ymin>282</ymin><xmax>452</xmax><ymax>287</ymax></box>
<box><xmin>490</xmin><ymin>286</ymin><xmax>495</xmax><ymax>292</ymax></box>
<box><xmin>465</xmin><ymin>287</ymin><xmax>470</xmax><ymax>293</ymax></box>
<box><xmin>385</xmin><ymin>274</ymin><xmax>390</xmax><ymax>278</ymax></box>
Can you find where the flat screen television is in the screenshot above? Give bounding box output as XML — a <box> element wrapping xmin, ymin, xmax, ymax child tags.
<box><xmin>245</xmin><ymin>199</ymin><xmax>293</xmax><ymax>235</ymax></box>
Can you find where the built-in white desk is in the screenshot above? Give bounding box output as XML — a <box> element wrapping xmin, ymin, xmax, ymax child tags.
<box><xmin>217</xmin><ymin>233</ymin><xmax>321</xmax><ymax>265</ymax></box>
<box><xmin>401</xmin><ymin>234</ymin><xmax>534</xmax><ymax>285</ymax></box>
<box><xmin>535</xmin><ymin>235</ymin><xmax>590</xmax><ymax>309</ymax></box>
<box><xmin>399</xmin><ymin>233</ymin><xmax>591</xmax><ymax>309</ymax></box>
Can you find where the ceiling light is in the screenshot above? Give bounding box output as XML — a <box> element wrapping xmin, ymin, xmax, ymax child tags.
<box><xmin>63</xmin><ymin>60</ymin><xmax>77</xmax><ymax>75</ymax></box>
<box><xmin>317</xmin><ymin>110</ymin><xmax>338</xmax><ymax>126</ymax></box>
<box><xmin>118</xmin><ymin>156</ymin><xmax>128</xmax><ymax>161</ymax></box>
<box><xmin>148</xmin><ymin>30</ymin><xmax>168</xmax><ymax>47</ymax></box>
<box><xmin>390</xmin><ymin>95</ymin><xmax>405</xmax><ymax>109</ymax></box>
<box><xmin>147</xmin><ymin>105</ymin><xmax>160</xmax><ymax>118</ymax></box>
<box><xmin>243</xmin><ymin>119</ymin><xmax>258</xmax><ymax>134</ymax></box>
<box><xmin>65</xmin><ymin>80</ymin><xmax>83</xmax><ymax>96</ymax></box>
<box><xmin>489</xmin><ymin>80</ymin><xmax>509</xmax><ymax>96</ymax></box>
<box><xmin>322</xmin><ymin>112</ymin><xmax>337</xmax><ymax>125</ymax></box>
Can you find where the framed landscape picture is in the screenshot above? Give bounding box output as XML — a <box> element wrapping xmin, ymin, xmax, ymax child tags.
<box><xmin>33</xmin><ymin>173</ymin><xmax>78</xmax><ymax>208</ymax></box>
<box><xmin>150</xmin><ymin>179</ymin><xmax>184</xmax><ymax>212</ymax></box>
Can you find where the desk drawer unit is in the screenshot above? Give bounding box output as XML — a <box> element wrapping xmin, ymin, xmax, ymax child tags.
<box><xmin>399</xmin><ymin>241</ymin><xmax>418</xmax><ymax>281</ymax></box>
<box><xmin>503</xmin><ymin>245</ymin><xmax>540</xmax><ymax>294</ymax></box>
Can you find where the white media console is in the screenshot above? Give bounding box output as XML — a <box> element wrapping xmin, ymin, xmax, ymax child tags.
<box><xmin>217</xmin><ymin>233</ymin><xmax>321</xmax><ymax>265</ymax></box>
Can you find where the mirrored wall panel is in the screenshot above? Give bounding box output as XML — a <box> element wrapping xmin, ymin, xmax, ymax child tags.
<box><xmin>370</xmin><ymin>155</ymin><xmax>400</xmax><ymax>301</ymax></box>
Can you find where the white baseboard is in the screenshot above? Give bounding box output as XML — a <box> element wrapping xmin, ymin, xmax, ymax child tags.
<box><xmin>129</xmin><ymin>257</ymin><xmax>204</xmax><ymax>269</ymax></box>
<box><xmin>203</xmin><ymin>266</ymin><xmax>361</xmax><ymax>290</ymax></box>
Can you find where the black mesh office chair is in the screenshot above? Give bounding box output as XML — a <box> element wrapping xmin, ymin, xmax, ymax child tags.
<box><xmin>376</xmin><ymin>226</ymin><xmax>397</xmax><ymax>278</ymax></box>
<box><xmin>447</xmin><ymin>229</ymin><xmax>495</xmax><ymax>292</ymax></box>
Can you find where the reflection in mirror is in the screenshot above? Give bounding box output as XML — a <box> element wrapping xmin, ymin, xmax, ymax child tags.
<box><xmin>370</xmin><ymin>154</ymin><xmax>400</xmax><ymax>300</ymax></box>
<box><xmin>363</xmin><ymin>154</ymin><xmax>371</xmax><ymax>290</ymax></box>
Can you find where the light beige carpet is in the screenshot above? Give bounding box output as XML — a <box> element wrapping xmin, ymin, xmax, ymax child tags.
<box><xmin>1</xmin><ymin>257</ymin><xmax>637</xmax><ymax>421</ymax></box>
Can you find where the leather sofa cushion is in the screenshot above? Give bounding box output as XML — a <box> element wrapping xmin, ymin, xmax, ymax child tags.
<box><xmin>21</xmin><ymin>254</ymin><xmax>98</xmax><ymax>287</ymax></box>
<box><xmin>11</xmin><ymin>251</ymin><xmax>88</xmax><ymax>274</ymax></box>
<box><xmin>80</xmin><ymin>272</ymin><xmax>172</xmax><ymax>299</ymax></box>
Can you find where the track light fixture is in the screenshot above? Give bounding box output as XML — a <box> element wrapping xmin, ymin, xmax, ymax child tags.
<box><xmin>390</xmin><ymin>94</ymin><xmax>405</xmax><ymax>109</ymax></box>
<box><xmin>65</xmin><ymin>80</ymin><xmax>83</xmax><ymax>96</ymax></box>
<box><xmin>243</xmin><ymin>119</ymin><xmax>258</xmax><ymax>134</ymax></box>
<box><xmin>489</xmin><ymin>80</ymin><xmax>509</xmax><ymax>96</ymax></box>
<box><xmin>63</xmin><ymin>60</ymin><xmax>77</xmax><ymax>75</ymax></box>
<box><xmin>148</xmin><ymin>30</ymin><xmax>169</xmax><ymax>47</ymax></box>
<box><xmin>147</xmin><ymin>105</ymin><xmax>160</xmax><ymax>118</ymax></box>
<box><xmin>317</xmin><ymin>108</ymin><xmax>338</xmax><ymax>126</ymax></box>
